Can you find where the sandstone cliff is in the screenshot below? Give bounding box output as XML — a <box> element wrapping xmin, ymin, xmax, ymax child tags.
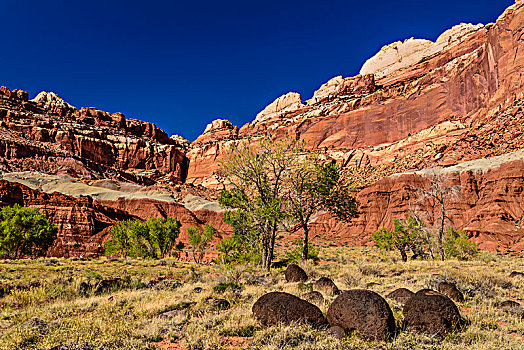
<box><xmin>186</xmin><ymin>1</ymin><xmax>524</xmax><ymax>190</ymax></box>
<box><xmin>1</xmin><ymin>2</ymin><xmax>524</xmax><ymax>256</ymax></box>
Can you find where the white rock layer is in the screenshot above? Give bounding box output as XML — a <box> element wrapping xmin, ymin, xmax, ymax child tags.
<box><xmin>360</xmin><ymin>23</ymin><xmax>484</xmax><ymax>78</ymax></box>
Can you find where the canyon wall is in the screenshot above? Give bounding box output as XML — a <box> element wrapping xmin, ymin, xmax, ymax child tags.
<box><xmin>1</xmin><ymin>2</ymin><xmax>524</xmax><ymax>256</ymax></box>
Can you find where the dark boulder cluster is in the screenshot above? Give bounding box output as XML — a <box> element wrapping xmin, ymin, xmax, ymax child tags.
<box><xmin>252</xmin><ymin>267</ymin><xmax>467</xmax><ymax>341</ymax></box>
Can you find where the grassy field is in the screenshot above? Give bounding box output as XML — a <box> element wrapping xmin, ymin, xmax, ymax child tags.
<box><xmin>0</xmin><ymin>247</ymin><xmax>523</xmax><ymax>349</ymax></box>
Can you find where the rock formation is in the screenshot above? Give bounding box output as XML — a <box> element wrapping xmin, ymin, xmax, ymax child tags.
<box><xmin>1</xmin><ymin>2</ymin><xmax>524</xmax><ymax>257</ymax></box>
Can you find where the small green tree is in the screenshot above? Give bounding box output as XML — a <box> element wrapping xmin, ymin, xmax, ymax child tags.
<box><xmin>0</xmin><ymin>204</ymin><xmax>57</xmax><ymax>259</ymax></box>
<box><xmin>218</xmin><ymin>191</ymin><xmax>260</xmax><ymax>263</ymax></box>
<box><xmin>372</xmin><ymin>217</ymin><xmax>426</xmax><ymax>262</ymax></box>
<box><xmin>187</xmin><ymin>224</ymin><xmax>216</xmax><ymax>264</ymax></box>
<box><xmin>145</xmin><ymin>217</ymin><xmax>182</xmax><ymax>258</ymax></box>
<box><xmin>287</xmin><ymin>161</ymin><xmax>359</xmax><ymax>262</ymax></box>
<box><xmin>444</xmin><ymin>227</ymin><xmax>478</xmax><ymax>260</ymax></box>
<box><xmin>215</xmin><ymin>236</ymin><xmax>240</xmax><ymax>264</ymax></box>
<box><xmin>104</xmin><ymin>217</ymin><xmax>181</xmax><ymax>259</ymax></box>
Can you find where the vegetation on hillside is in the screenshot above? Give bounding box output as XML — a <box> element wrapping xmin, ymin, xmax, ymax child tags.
<box><xmin>0</xmin><ymin>204</ymin><xmax>56</xmax><ymax>259</ymax></box>
<box><xmin>373</xmin><ymin>216</ymin><xmax>478</xmax><ymax>262</ymax></box>
<box><xmin>104</xmin><ymin>217</ymin><xmax>182</xmax><ymax>259</ymax></box>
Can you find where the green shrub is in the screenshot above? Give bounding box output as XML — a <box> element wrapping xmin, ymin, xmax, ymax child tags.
<box><xmin>444</xmin><ymin>228</ymin><xmax>478</xmax><ymax>260</ymax></box>
<box><xmin>213</xmin><ymin>281</ymin><xmax>242</xmax><ymax>293</ymax></box>
<box><xmin>187</xmin><ymin>224</ymin><xmax>215</xmax><ymax>264</ymax></box>
<box><xmin>372</xmin><ymin>217</ymin><xmax>427</xmax><ymax>262</ymax></box>
<box><xmin>104</xmin><ymin>217</ymin><xmax>181</xmax><ymax>259</ymax></box>
<box><xmin>0</xmin><ymin>204</ymin><xmax>57</xmax><ymax>259</ymax></box>
<box><xmin>285</xmin><ymin>240</ymin><xmax>320</xmax><ymax>263</ymax></box>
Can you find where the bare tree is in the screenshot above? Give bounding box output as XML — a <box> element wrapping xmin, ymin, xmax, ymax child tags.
<box><xmin>410</xmin><ymin>172</ymin><xmax>460</xmax><ymax>260</ymax></box>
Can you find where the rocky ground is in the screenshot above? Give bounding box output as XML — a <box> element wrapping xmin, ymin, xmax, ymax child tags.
<box><xmin>0</xmin><ymin>246</ymin><xmax>523</xmax><ymax>349</ymax></box>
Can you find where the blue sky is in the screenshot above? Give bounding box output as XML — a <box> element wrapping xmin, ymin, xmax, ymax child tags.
<box><xmin>0</xmin><ymin>0</ymin><xmax>515</xmax><ymax>140</ymax></box>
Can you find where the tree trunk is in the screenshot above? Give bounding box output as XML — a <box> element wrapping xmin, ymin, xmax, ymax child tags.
<box><xmin>438</xmin><ymin>197</ymin><xmax>445</xmax><ymax>260</ymax></box>
<box><xmin>266</xmin><ymin>222</ymin><xmax>277</xmax><ymax>270</ymax></box>
<box><xmin>261</xmin><ymin>234</ymin><xmax>268</xmax><ymax>269</ymax></box>
<box><xmin>301</xmin><ymin>223</ymin><xmax>309</xmax><ymax>262</ymax></box>
<box><xmin>397</xmin><ymin>244</ymin><xmax>407</xmax><ymax>262</ymax></box>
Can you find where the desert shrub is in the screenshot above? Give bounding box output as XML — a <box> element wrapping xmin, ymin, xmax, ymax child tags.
<box><xmin>0</xmin><ymin>204</ymin><xmax>57</xmax><ymax>259</ymax></box>
<box><xmin>443</xmin><ymin>228</ymin><xmax>478</xmax><ymax>260</ymax></box>
<box><xmin>285</xmin><ymin>240</ymin><xmax>320</xmax><ymax>263</ymax></box>
<box><xmin>219</xmin><ymin>324</ymin><xmax>256</xmax><ymax>337</ymax></box>
<box><xmin>356</xmin><ymin>262</ymin><xmax>383</xmax><ymax>277</ymax></box>
<box><xmin>213</xmin><ymin>281</ymin><xmax>242</xmax><ymax>293</ymax></box>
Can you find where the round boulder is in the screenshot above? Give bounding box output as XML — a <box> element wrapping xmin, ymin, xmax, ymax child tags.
<box><xmin>285</xmin><ymin>264</ymin><xmax>308</xmax><ymax>282</ymax></box>
<box><xmin>438</xmin><ymin>282</ymin><xmax>464</xmax><ymax>302</ymax></box>
<box><xmin>498</xmin><ymin>300</ymin><xmax>524</xmax><ymax>317</ymax></box>
<box><xmin>212</xmin><ymin>298</ymin><xmax>230</xmax><ymax>310</ymax></box>
<box><xmin>404</xmin><ymin>289</ymin><xmax>462</xmax><ymax>336</ymax></box>
<box><xmin>303</xmin><ymin>291</ymin><xmax>324</xmax><ymax>305</ymax></box>
<box><xmin>327</xmin><ymin>325</ymin><xmax>346</xmax><ymax>339</ymax></box>
<box><xmin>499</xmin><ymin>300</ymin><xmax>521</xmax><ymax>309</ymax></box>
<box><xmin>314</xmin><ymin>277</ymin><xmax>340</xmax><ymax>295</ymax></box>
<box><xmin>386</xmin><ymin>288</ymin><xmax>414</xmax><ymax>304</ymax></box>
<box><xmin>252</xmin><ymin>292</ymin><xmax>326</xmax><ymax>327</ymax></box>
<box><xmin>327</xmin><ymin>289</ymin><xmax>396</xmax><ymax>341</ymax></box>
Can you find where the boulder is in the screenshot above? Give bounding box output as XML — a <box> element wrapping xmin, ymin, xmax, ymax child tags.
<box><xmin>499</xmin><ymin>300</ymin><xmax>521</xmax><ymax>309</ymax></box>
<box><xmin>212</xmin><ymin>298</ymin><xmax>231</xmax><ymax>311</ymax></box>
<box><xmin>438</xmin><ymin>282</ymin><xmax>464</xmax><ymax>302</ymax></box>
<box><xmin>327</xmin><ymin>325</ymin><xmax>346</xmax><ymax>340</ymax></box>
<box><xmin>252</xmin><ymin>292</ymin><xmax>326</xmax><ymax>327</ymax></box>
<box><xmin>509</xmin><ymin>271</ymin><xmax>524</xmax><ymax>278</ymax></box>
<box><xmin>326</xmin><ymin>289</ymin><xmax>396</xmax><ymax>341</ymax></box>
<box><xmin>498</xmin><ymin>300</ymin><xmax>524</xmax><ymax>317</ymax></box>
<box><xmin>403</xmin><ymin>289</ymin><xmax>462</xmax><ymax>336</ymax></box>
<box><xmin>314</xmin><ymin>277</ymin><xmax>340</xmax><ymax>295</ymax></box>
<box><xmin>285</xmin><ymin>264</ymin><xmax>308</xmax><ymax>282</ymax></box>
<box><xmin>302</xmin><ymin>291</ymin><xmax>324</xmax><ymax>305</ymax></box>
<box><xmin>386</xmin><ymin>288</ymin><xmax>414</xmax><ymax>304</ymax></box>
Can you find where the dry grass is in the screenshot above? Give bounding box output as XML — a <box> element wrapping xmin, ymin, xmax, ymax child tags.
<box><xmin>0</xmin><ymin>247</ymin><xmax>523</xmax><ymax>349</ymax></box>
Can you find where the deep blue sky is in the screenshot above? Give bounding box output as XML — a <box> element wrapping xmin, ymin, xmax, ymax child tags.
<box><xmin>0</xmin><ymin>0</ymin><xmax>515</xmax><ymax>140</ymax></box>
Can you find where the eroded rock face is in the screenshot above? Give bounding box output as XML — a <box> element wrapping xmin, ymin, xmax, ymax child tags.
<box><xmin>254</xmin><ymin>92</ymin><xmax>303</xmax><ymax>123</ymax></box>
<box><xmin>252</xmin><ymin>292</ymin><xmax>327</xmax><ymax>327</ymax></box>
<box><xmin>403</xmin><ymin>289</ymin><xmax>462</xmax><ymax>336</ymax></box>
<box><xmin>0</xmin><ymin>86</ymin><xmax>187</xmax><ymax>185</ymax></box>
<box><xmin>0</xmin><ymin>180</ymin><xmax>133</xmax><ymax>258</ymax></box>
<box><xmin>360</xmin><ymin>23</ymin><xmax>484</xmax><ymax>78</ymax></box>
<box><xmin>327</xmin><ymin>289</ymin><xmax>396</xmax><ymax>341</ymax></box>
<box><xmin>289</xmin><ymin>157</ymin><xmax>524</xmax><ymax>252</ymax></box>
<box><xmin>186</xmin><ymin>2</ymin><xmax>524</xmax><ymax>194</ymax></box>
